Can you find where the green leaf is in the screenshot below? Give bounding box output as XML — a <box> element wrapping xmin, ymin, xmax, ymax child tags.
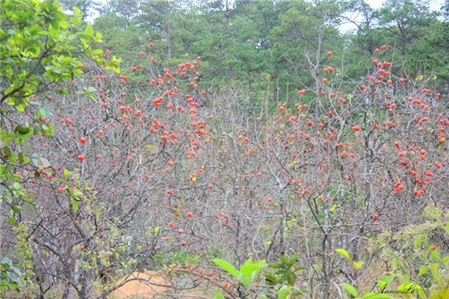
<box><xmin>3</xmin><ymin>147</ymin><xmax>11</xmax><ymax>159</ymax></box>
<box><xmin>238</xmin><ymin>258</ymin><xmax>266</xmax><ymax>287</ymax></box>
<box><xmin>379</xmin><ymin>275</ymin><xmax>394</xmax><ymax>284</ymax></box>
<box><xmin>6</xmin><ymin>217</ymin><xmax>16</xmax><ymax>225</ymax></box>
<box><xmin>18</xmin><ymin>153</ymin><xmax>30</xmax><ymax>163</ymax></box>
<box><xmin>9</xmin><ymin>152</ymin><xmax>16</xmax><ymax>163</ymax></box>
<box><xmin>429</xmin><ymin>264</ymin><xmax>439</xmax><ymax>279</ymax></box>
<box><xmin>16</xmin><ymin>104</ymin><xmax>25</xmax><ymax>112</ymax></box>
<box><xmin>56</xmin><ymin>88</ymin><xmax>69</xmax><ymax>94</ymax></box>
<box><xmin>397</xmin><ymin>283</ymin><xmax>420</xmax><ymax>294</ymax></box>
<box><xmin>280</xmin><ymin>255</ymin><xmax>288</xmax><ymax>265</ymax></box>
<box><xmin>335</xmin><ymin>248</ymin><xmax>351</xmax><ymax>260</ymax></box>
<box><xmin>278</xmin><ymin>285</ymin><xmax>292</xmax><ymax>299</ymax></box>
<box><xmin>361</xmin><ymin>292</ymin><xmax>392</xmax><ymax>299</ymax></box>
<box><xmin>353</xmin><ymin>261</ymin><xmax>363</xmax><ymax>269</ymax></box>
<box><xmin>72</xmin><ymin>199</ymin><xmax>79</xmax><ymax>212</ymax></box>
<box><xmin>38</xmin><ymin>106</ymin><xmax>51</xmax><ymax>118</ymax></box>
<box><xmin>269</xmin><ymin>262</ymin><xmax>284</xmax><ymax>269</ymax></box>
<box><xmin>341</xmin><ymin>283</ymin><xmax>358</xmax><ymax>297</ymax></box>
<box><xmin>285</xmin><ymin>271</ymin><xmax>297</xmax><ymax>285</ymax></box>
<box><xmin>212</xmin><ymin>258</ymin><xmax>239</xmax><ymax>278</ymax></box>
<box><xmin>286</xmin><ymin>253</ymin><xmax>300</xmax><ymax>268</ymax></box>
<box><xmin>425</xmin><ymin>289</ymin><xmax>449</xmax><ymax>299</ymax></box>
<box><xmin>16</xmin><ymin>137</ymin><xmax>26</xmax><ymax>146</ymax></box>
<box><xmin>85</xmin><ymin>24</ymin><xmax>94</xmax><ymax>37</ymax></box>
<box><xmin>265</xmin><ymin>273</ymin><xmax>280</xmax><ymax>285</ymax></box>
<box><xmin>431</xmin><ymin>249</ymin><xmax>440</xmax><ymax>260</ymax></box>
<box><xmin>214</xmin><ymin>294</ymin><xmax>225</xmax><ymax>299</ymax></box>
<box><xmin>418</xmin><ymin>265</ymin><xmax>427</xmax><ymax>277</ymax></box>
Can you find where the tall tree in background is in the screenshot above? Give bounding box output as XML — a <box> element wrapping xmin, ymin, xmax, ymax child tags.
<box><xmin>138</xmin><ymin>0</ymin><xmax>182</xmax><ymax>60</ymax></box>
<box><xmin>378</xmin><ymin>0</ymin><xmax>434</xmax><ymax>54</ymax></box>
<box><xmin>93</xmin><ymin>0</ymin><xmax>144</xmax><ymax>60</ymax></box>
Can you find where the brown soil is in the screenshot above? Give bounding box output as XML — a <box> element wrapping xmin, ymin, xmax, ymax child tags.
<box><xmin>110</xmin><ymin>271</ymin><xmax>168</xmax><ymax>298</ymax></box>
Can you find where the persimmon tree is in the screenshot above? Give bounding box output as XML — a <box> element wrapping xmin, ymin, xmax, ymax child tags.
<box><xmin>13</xmin><ymin>43</ymin><xmax>215</xmax><ymax>297</ymax></box>
<box><xmin>0</xmin><ymin>0</ymin><xmax>115</xmax><ymax>294</ymax></box>
<box><xmin>5</xmin><ymin>35</ymin><xmax>446</xmax><ymax>299</ymax></box>
<box><xmin>185</xmin><ymin>44</ymin><xmax>449</xmax><ymax>298</ymax></box>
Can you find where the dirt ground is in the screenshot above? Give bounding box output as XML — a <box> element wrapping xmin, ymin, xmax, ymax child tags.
<box><xmin>110</xmin><ymin>271</ymin><xmax>168</xmax><ymax>298</ymax></box>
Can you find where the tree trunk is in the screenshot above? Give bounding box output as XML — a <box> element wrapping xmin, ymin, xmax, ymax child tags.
<box><xmin>167</xmin><ymin>17</ymin><xmax>171</xmax><ymax>59</ymax></box>
<box><xmin>225</xmin><ymin>0</ymin><xmax>230</xmax><ymax>33</ymax></box>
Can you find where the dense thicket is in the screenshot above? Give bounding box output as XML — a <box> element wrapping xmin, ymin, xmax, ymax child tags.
<box><xmin>2</xmin><ymin>1</ymin><xmax>449</xmax><ymax>299</ymax></box>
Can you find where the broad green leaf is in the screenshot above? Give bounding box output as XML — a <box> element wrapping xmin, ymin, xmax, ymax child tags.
<box><xmin>431</xmin><ymin>250</ymin><xmax>440</xmax><ymax>260</ymax></box>
<box><xmin>72</xmin><ymin>199</ymin><xmax>79</xmax><ymax>212</ymax></box>
<box><xmin>418</xmin><ymin>266</ymin><xmax>427</xmax><ymax>277</ymax></box>
<box><xmin>16</xmin><ymin>104</ymin><xmax>25</xmax><ymax>112</ymax></box>
<box><xmin>335</xmin><ymin>248</ymin><xmax>351</xmax><ymax>260</ymax></box>
<box><xmin>238</xmin><ymin>259</ymin><xmax>266</xmax><ymax>287</ymax></box>
<box><xmin>265</xmin><ymin>273</ymin><xmax>279</xmax><ymax>285</ymax></box>
<box><xmin>379</xmin><ymin>275</ymin><xmax>395</xmax><ymax>285</ymax></box>
<box><xmin>3</xmin><ymin>147</ymin><xmax>11</xmax><ymax>159</ymax></box>
<box><xmin>278</xmin><ymin>285</ymin><xmax>292</xmax><ymax>299</ymax></box>
<box><xmin>56</xmin><ymin>88</ymin><xmax>68</xmax><ymax>94</ymax></box>
<box><xmin>425</xmin><ymin>289</ymin><xmax>449</xmax><ymax>299</ymax></box>
<box><xmin>38</xmin><ymin>106</ymin><xmax>51</xmax><ymax>118</ymax></box>
<box><xmin>285</xmin><ymin>271</ymin><xmax>296</xmax><ymax>285</ymax></box>
<box><xmin>287</xmin><ymin>253</ymin><xmax>300</xmax><ymax>268</ymax></box>
<box><xmin>280</xmin><ymin>255</ymin><xmax>288</xmax><ymax>265</ymax></box>
<box><xmin>85</xmin><ymin>24</ymin><xmax>94</xmax><ymax>37</ymax></box>
<box><xmin>361</xmin><ymin>292</ymin><xmax>392</xmax><ymax>299</ymax></box>
<box><xmin>7</xmin><ymin>217</ymin><xmax>16</xmax><ymax>225</ymax></box>
<box><xmin>18</xmin><ymin>153</ymin><xmax>30</xmax><ymax>163</ymax></box>
<box><xmin>353</xmin><ymin>261</ymin><xmax>363</xmax><ymax>269</ymax></box>
<box><xmin>9</xmin><ymin>152</ymin><xmax>16</xmax><ymax>163</ymax></box>
<box><xmin>212</xmin><ymin>258</ymin><xmax>239</xmax><ymax>278</ymax></box>
<box><xmin>397</xmin><ymin>283</ymin><xmax>420</xmax><ymax>294</ymax></box>
<box><xmin>214</xmin><ymin>294</ymin><xmax>225</xmax><ymax>299</ymax></box>
<box><xmin>269</xmin><ymin>262</ymin><xmax>284</xmax><ymax>269</ymax></box>
<box><xmin>429</xmin><ymin>264</ymin><xmax>439</xmax><ymax>279</ymax></box>
<box><xmin>16</xmin><ymin>137</ymin><xmax>26</xmax><ymax>146</ymax></box>
<box><xmin>341</xmin><ymin>283</ymin><xmax>358</xmax><ymax>297</ymax></box>
<box><xmin>91</xmin><ymin>48</ymin><xmax>103</xmax><ymax>55</ymax></box>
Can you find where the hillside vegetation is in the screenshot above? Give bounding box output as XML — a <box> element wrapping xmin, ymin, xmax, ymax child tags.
<box><xmin>1</xmin><ymin>1</ymin><xmax>449</xmax><ymax>298</ymax></box>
